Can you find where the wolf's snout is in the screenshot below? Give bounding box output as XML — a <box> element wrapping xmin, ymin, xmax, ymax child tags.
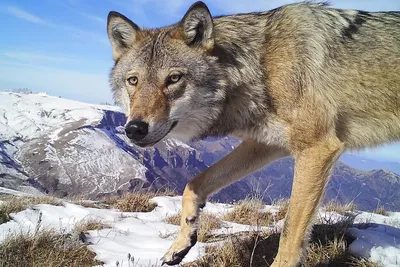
<box><xmin>125</xmin><ymin>120</ymin><xmax>149</xmax><ymax>141</ymax></box>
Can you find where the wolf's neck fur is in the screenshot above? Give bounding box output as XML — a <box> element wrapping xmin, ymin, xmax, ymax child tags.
<box><xmin>200</xmin><ymin>13</ymin><xmax>273</xmax><ymax>139</ymax></box>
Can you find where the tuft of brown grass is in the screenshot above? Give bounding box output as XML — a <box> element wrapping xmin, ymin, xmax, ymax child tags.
<box><xmin>164</xmin><ymin>212</ymin><xmax>221</xmax><ymax>242</ymax></box>
<box><xmin>74</xmin><ymin>218</ymin><xmax>111</xmax><ymax>233</ymax></box>
<box><xmin>305</xmin><ymin>218</ymin><xmax>353</xmax><ymax>266</ymax></box>
<box><xmin>0</xmin><ymin>229</ymin><xmax>103</xmax><ymax>267</ymax></box>
<box><xmin>273</xmin><ymin>198</ymin><xmax>290</xmax><ymax>221</ymax></box>
<box><xmin>221</xmin><ymin>198</ymin><xmax>273</xmax><ymax>227</ymax></box>
<box><xmin>72</xmin><ymin>200</ymin><xmax>102</xmax><ymax>209</ymax></box>
<box><xmin>323</xmin><ymin>200</ymin><xmax>357</xmax><ymax>216</ymax></box>
<box><xmin>374</xmin><ymin>205</ymin><xmax>389</xmax><ymax>216</ymax></box>
<box><xmin>70</xmin><ymin>189</ymin><xmax>177</xmax><ymax>210</ymax></box>
<box><xmin>111</xmin><ymin>192</ymin><xmax>158</xmax><ymax>212</ymax></box>
<box><xmin>164</xmin><ymin>212</ymin><xmax>181</xmax><ymax>226</ymax></box>
<box><xmin>0</xmin><ymin>196</ymin><xmax>62</xmax><ymax>224</ymax></box>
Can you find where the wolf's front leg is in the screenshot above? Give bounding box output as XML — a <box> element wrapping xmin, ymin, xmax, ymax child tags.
<box><xmin>272</xmin><ymin>138</ymin><xmax>344</xmax><ymax>267</ymax></box>
<box><xmin>161</xmin><ymin>140</ymin><xmax>287</xmax><ymax>265</ymax></box>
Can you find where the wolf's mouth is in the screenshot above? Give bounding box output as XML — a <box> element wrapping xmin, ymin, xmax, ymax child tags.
<box><xmin>135</xmin><ymin>121</ymin><xmax>178</xmax><ymax>148</ymax></box>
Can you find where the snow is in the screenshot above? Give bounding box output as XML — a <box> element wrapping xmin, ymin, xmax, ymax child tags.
<box><xmin>0</xmin><ymin>187</ymin><xmax>37</xmax><ymax>197</ymax></box>
<box><xmin>0</xmin><ymin>196</ymin><xmax>257</xmax><ymax>266</ymax></box>
<box><xmin>163</xmin><ymin>138</ymin><xmax>192</xmax><ymax>151</ymax></box>
<box><xmin>0</xmin><ymin>92</ymin><xmax>148</xmax><ymax>196</ymax></box>
<box><xmin>1</xmin><ymin>195</ymin><xmax>400</xmax><ymax>266</ymax></box>
<box><xmin>0</xmin><ymin>92</ymin><xmax>120</xmax><ymax>142</ymax></box>
<box><xmin>348</xmin><ymin>224</ymin><xmax>400</xmax><ymax>266</ymax></box>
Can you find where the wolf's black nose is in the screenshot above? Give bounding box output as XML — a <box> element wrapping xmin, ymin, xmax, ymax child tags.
<box><xmin>125</xmin><ymin>120</ymin><xmax>149</xmax><ymax>141</ymax></box>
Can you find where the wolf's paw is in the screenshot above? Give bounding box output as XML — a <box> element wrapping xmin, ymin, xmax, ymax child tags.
<box><xmin>161</xmin><ymin>230</ymin><xmax>197</xmax><ymax>266</ymax></box>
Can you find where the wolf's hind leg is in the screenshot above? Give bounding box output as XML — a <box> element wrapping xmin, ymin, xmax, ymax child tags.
<box><xmin>161</xmin><ymin>140</ymin><xmax>288</xmax><ymax>265</ymax></box>
<box><xmin>272</xmin><ymin>137</ymin><xmax>344</xmax><ymax>267</ymax></box>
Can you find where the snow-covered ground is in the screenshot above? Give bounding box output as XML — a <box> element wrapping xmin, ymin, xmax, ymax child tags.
<box><xmin>1</xmin><ymin>196</ymin><xmax>400</xmax><ymax>266</ymax></box>
<box><xmin>349</xmin><ymin>224</ymin><xmax>400</xmax><ymax>267</ymax></box>
<box><xmin>0</xmin><ymin>196</ymin><xmax>260</xmax><ymax>266</ymax></box>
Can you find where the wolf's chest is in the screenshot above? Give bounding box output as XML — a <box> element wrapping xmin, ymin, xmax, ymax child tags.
<box><xmin>232</xmin><ymin>119</ymin><xmax>287</xmax><ymax>148</ymax></box>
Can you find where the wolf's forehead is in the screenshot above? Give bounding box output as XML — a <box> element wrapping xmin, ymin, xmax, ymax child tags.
<box><xmin>135</xmin><ymin>31</ymin><xmax>177</xmax><ymax>63</ymax></box>
<box><xmin>118</xmin><ymin>31</ymin><xmax>190</xmax><ymax>74</ymax></box>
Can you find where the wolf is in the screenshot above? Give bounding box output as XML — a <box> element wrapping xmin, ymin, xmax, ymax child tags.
<box><xmin>106</xmin><ymin>1</ymin><xmax>400</xmax><ymax>266</ymax></box>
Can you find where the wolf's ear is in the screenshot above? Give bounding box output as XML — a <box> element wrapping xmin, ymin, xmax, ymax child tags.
<box><xmin>180</xmin><ymin>1</ymin><xmax>214</xmax><ymax>49</ymax></box>
<box><xmin>107</xmin><ymin>11</ymin><xmax>140</xmax><ymax>61</ymax></box>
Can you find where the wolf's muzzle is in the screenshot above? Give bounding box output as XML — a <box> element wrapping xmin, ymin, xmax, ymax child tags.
<box><xmin>125</xmin><ymin>120</ymin><xmax>149</xmax><ymax>141</ymax></box>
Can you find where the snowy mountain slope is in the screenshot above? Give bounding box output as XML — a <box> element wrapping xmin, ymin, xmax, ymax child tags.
<box><xmin>0</xmin><ymin>92</ymin><xmax>146</xmax><ymax>197</ymax></box>
<box><xmin>1</xmin><ymin>196</ymin><xmax>399</xmax><ymax>266</ymax></box>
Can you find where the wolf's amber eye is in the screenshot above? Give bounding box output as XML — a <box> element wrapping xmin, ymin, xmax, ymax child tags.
<box><xmin>168</xmin><ymin>74</ymin><xmax>182</xmax><ymax>84</ymax></box>
<box><xmin>127</xmin><ymin>76</ymin><xmax>138</xmax><ymax>86</ymax></box>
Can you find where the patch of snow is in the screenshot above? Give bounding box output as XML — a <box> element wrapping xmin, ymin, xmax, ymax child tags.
<box><xmin>0</xmin><ymin>196</ymin><xmax>240</xmax><ymax>266</ymax></box>
<box><xmin>348</xmin><ymin>224</ymin><xmax>400</xmax><ymax>266</ymax></box>
<box><xmin>163</xmin><ymin>138</ymin><xmax>193</xmax><ymax>151</ymax></box>
<box><xmin>0</xmin><ymin>187</ymin><xmax>36</xmax><ymax>197</ymax></box>
<box><xmin>14</xmin><ymin>186</ymin><xmax>44</xmax><ymax>196</ymax></box>
<box><xmin>354</xmin><ymin>211</ymin><xmax>400</xmax><ymax>226</ymax></box>
<box><xmin>0</xmin><ymin>92</ymin><xmax>121</xmax><ymax>142</ymax></box>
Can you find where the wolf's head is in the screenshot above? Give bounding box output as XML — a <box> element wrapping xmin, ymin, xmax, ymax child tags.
<box><xmin>107</xmin><ymin>1</ymin><xmax>226</xmax><ymax>147</ymax></box>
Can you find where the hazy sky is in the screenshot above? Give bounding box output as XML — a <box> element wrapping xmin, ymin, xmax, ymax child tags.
<box><xmin>1</xmin><ymin>0</ymin><xmax>399</xmax><ymax>162</ymax></box>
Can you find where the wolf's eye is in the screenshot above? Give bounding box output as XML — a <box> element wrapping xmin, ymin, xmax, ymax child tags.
<box><xmin>168</xmin><ymin>74</ymin><xmax>182</xmax><ymax>84</ymax></box>
<box><xmin>127</xmin><ymin>76</ymin><xmax>138</xmax><ymax>86</ymax></box>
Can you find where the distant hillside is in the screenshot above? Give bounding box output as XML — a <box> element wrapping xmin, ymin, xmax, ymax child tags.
<box><xmin>1</xmin><ymin>92</ymin><xmax>399</xmax><ymax>211</ymax></box>
<box><xmin>340</xmin><ymin>153</ymin><xmax>400</xmax><ymax>175</ymax></box>
<box><xmin>212</xmin><ymin>157</ymin><xmax>400</xmax><ymax>211</ymax></box>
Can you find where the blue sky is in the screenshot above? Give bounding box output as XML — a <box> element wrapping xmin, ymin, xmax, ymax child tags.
<box><xmin>1</xmin><ymin>0</ymin><xmax>399</xmax><ymax>162</ymax></box>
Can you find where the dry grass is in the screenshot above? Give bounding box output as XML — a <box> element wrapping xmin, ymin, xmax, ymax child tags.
<box><xmin>164</xmin><ymin>212</ymin><xmax>221</xmax><ymax>242</ymax></box>
<box><xmin>374</xmin><ymin>205</ymin><xmax>389</xmax><ymax>216</ymax></box>
<box><xmin>70</xmin><ymin>189</ymin><xmax>177</xmax><ymax>211</ymax></box>
<box><xmin>0</xmin><ymin>196</ymin><xmax>105</xmax><ymax>266</ymax></box>
<box><xmin>0</xmin><ymin>194</ymin><xmax>15</xmax><ymax>202</ymax></box>
<box><xmin>185</xmin><ymin>230</ymin><xmax>279</xmax><ymax>267</ymax></box>
<box><xmin>72</xmin><ymin>200</ymin><xmax>102</xmax><ymax>209</ymax></box>
<box><xmin>164</xmin><ymin>212</ymin><xmax>181</xmax><ymax>225</ymax></box>
<box><xmin>0</xmin><ymin>229</ymin><xmax>102</xmax><ymax>267</ymax></box>
<box><xmin>273</xmin><ymin>198</ymin><xmax>290</xmax><ymax>221</ymax></box>
<box><xmin>187</xmin><ymin>216</ymin><xmax>379</xmax><ymax>267</ymax></box>
<box><xmin>221</xmin><ymin>198</ymin><xmax>273</xmax><ymax>227</ymax></box>
<box><xmin>323</xmin><ymin>200</ymin><xmax>357</xmax><ymax>216</ymax></box>
<box><xmin>110</xmin><ymin>192</ymin><xmax>158</xmax><ymax>212</ymax></box>
<box><xmin>0</xmin><ymin>196</ymin><xmax>62</xmax><ymax>224</ymax></box>
<box><xmin>305</xmin><ymin>218</ymin><xmax>354</xmax><ymax>266</ymax></box>
<box><xmin>74</xmin><ymin>218</ymin><xmax>111</xmax><ymax>233</ymax></box>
